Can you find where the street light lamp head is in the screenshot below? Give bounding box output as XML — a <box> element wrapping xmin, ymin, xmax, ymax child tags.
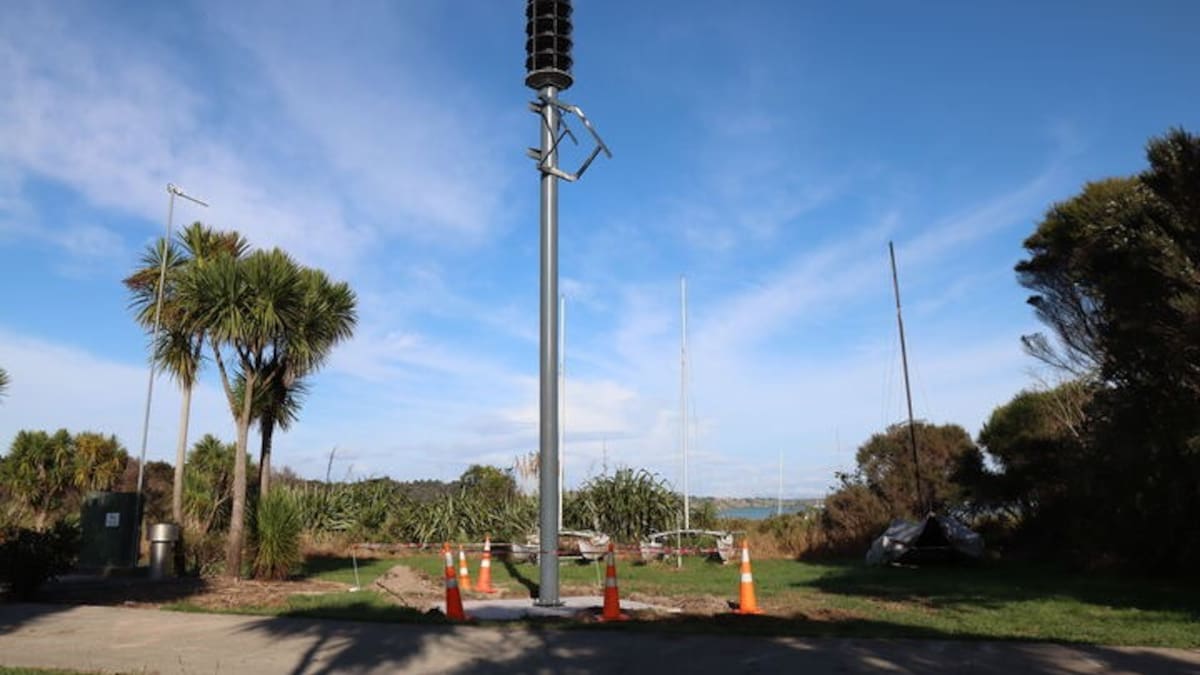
<box><xmin>166</xmin><ymin>183</ymin><xmax>209</xmax><ymax>208</ymax></box>
<box><xmin>525</xmin><ymin>0</ymin><xmax>573</xmax><ymax>91</ymax></box>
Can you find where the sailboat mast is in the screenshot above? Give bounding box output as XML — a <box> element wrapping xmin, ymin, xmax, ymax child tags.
<box><xmin>777</xmin><ymin>449</ymin><xmax>783</xmax><ymax>517</ymax></box>
<box><xmin>888</xmin><ymin>241</ymin><xmax>926</xmax><ymax>513</ymax></box>
<box><xmin>680</xmin><ymin>275</ymin><xmax>690</xmax><ymax>531</ymax></box>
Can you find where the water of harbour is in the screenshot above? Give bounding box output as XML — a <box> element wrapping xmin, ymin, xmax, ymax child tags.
<box><xmin>718</xmin><ymin>505</ymin><xmax>806</xmax><ymax>520</ymax></box>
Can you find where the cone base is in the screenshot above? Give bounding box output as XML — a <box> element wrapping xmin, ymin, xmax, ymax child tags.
<box><xmin>598</xmin><ymin>612</ymin><xmax>630</xmax><ymax>622</ymax></box>
<box><xmin>734</xmin><ymin>605</ymin><xmax>765</xmax><ymax>615</ymax></box>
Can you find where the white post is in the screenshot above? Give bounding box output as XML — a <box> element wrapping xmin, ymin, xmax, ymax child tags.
<box><xmin>777</xmin><ymin>449</ymin><xmax>783</xmax><ymax>517</ymax></box>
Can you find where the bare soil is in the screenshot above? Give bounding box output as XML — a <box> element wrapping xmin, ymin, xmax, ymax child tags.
<box><xmin>372</xmin><ymin>564</ymin><xmax>444</xmax><ymax>608</ymax></box>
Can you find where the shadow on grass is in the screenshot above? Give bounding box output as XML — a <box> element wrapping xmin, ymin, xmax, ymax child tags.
<box><xmin>299</xmin><ymin>555</ymin><xmax>362</xmax><ymax>578</ymax></box>
<box><xmin>501</xmin><ymin>558</ymin><xmax>538</xmax><ymax>599</ymax></box>
<box><xmin>794</xmin><ymin>559</ymin><xmax>1200</xmax><ymax>619</ymax></box>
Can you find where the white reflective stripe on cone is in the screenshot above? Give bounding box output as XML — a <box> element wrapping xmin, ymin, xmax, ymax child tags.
<box><xmin>447</xmin><ymin>578</ymin><xmax>458</xmax><ymax>589</ymax></box>
<box><xmin>740</xmin><ymin>573</ymin><xmax>753</xmax><ymax>583</ymax></box>
<box><xmin>742</xmin><ymin>548</ymin><xmax>750</xmax><ymax>563</ymax></box>
<box><xmin>481</xmin><ymin>559</ymin><xmax>491</xmax><ymax>568</ymax></box>
<box><xmin>605</xmin><ymin>577</ymin><xmax>618</xmax><ymax>588</ymax></box>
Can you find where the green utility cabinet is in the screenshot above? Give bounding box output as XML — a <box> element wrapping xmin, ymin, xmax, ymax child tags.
<box><xmin>79</xmin><ymin>492</ymin><xmax>140</xmax><ymax>569</ymax></box>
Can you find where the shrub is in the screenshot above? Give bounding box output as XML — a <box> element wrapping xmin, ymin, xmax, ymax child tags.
<box><xmin>253</xmin><ymin>489</ymin><xmax>303</xmax><ymax>580</ymax></box>
<box><xmin>753</xmin><ymin>512</ymin><xmax>821</xmax><ymax>558</ymax></box>
<box><xmin>0</xmin><ymin>520</ymin><xmax>79</xmax><ymax>599</ymax></box>
<box><xmin>181</xmin><ymin>523</ymin><xmax>226</xmax><ymax>577</ymax></box>
<box><xmin>564</xmin><ymin>468</ymin><xmax>681</xmax><ymax>542</ymax></box>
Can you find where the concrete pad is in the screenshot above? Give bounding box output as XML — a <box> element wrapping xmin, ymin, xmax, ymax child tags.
<box><xmin>454</xmin><ymin>595</ymin><xmax>679</xmax><ymax>621</ymax></box>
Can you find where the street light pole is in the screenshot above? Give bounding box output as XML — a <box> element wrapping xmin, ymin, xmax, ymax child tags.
<box><xmin>132</xmin><ymin>183</ymin><xmax>207</xmax><ymax>564</ymax></box>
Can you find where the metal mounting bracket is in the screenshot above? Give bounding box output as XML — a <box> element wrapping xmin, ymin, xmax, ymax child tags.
<box><xmin>528</xmin><ymin>95</ymin><xmax>612</xmax><ymax>182</ymax></box>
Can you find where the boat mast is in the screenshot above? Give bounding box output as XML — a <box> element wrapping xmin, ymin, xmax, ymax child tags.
<box><xmin>777</xmin><ymin>449</ymin><xmax>783</xmax><ymax>517</ymax></box>
<box><xmin>888</xmin><ymin>241</ymin><xmax>926</xmax><ymax>514</ymax></box>
<box><xmin>680</xmin><ymin>276</ymin><xmax>690</xmax><ymax>531</ymax></box>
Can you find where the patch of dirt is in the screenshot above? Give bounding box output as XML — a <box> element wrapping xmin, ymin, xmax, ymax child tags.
<box><xmin>184</xmin><ymin>577</ymin><xmax>346</xmax><ymax>610</ymax></box>
<box><xmin>372</xmin><ymin>564</ymin><xmax>445</xmax><ymax>608</ymax></box>
<box><xmin>627</xmin><ymin>592</ymin><xmax>729</xmax><ymax>615</ymax></box>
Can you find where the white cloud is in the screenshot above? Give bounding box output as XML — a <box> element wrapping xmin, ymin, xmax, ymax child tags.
<box><xmin>0</xmin><ymin>329</ymin><xmax>236</xmax><ymax>463</ymax></box>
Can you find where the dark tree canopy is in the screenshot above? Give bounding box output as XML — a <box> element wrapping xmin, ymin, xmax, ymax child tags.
<box><xmin>1010</xmin><ymin>128</ymin><xmax>1200</xmax><ymax>570</ymax></box>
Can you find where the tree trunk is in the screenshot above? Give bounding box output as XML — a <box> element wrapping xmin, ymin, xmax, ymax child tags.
<box><xmin>258</xmin><ymin>411</ymin><xmax>275</xmax><ymax>498</ymax></box>
<box><xmin>225</xmin><ymin>373</ymin><xmax>255</xmax><ymax>579</ymax></box>
<box><xmin>172</xmin><ymin>384</ymin><xmax>193</xmax><ymax>524</ymax></box>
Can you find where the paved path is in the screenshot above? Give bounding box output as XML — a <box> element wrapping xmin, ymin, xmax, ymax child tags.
<box><xmin>2</xmin><ymin>603</ymin><xmax>1199</xmax><ymax>674</ymax></box>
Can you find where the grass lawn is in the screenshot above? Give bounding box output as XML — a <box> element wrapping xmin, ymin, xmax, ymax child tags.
<box><xmin>157</xmin><ymin>551</ymin><xmax>1200</xmax><ymax>647</ymax></box>
<box><xmin>394</xmin><ymin>553</ymin><xmax>1200</xmax><ymax>647</ymax></box>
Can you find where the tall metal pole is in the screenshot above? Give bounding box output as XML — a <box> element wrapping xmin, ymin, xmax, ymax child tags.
<box><xmin>536</xmin><ymin>84</ymin><xmax>562</xmax><ymax>606</ymax></box>
<box><xmin>680</xmin><ymin>276</ymin><xmax>689</xmax><ymax>531</ymax></box>
<box><xmin>525</xmin><ymin>0</ymin><xmax>608</xmax><ymax>604</ymax></box>
<box><xmin>888</xmin><ymin>241</ymin><xmax>926</xmax><ymax>514</ymax></box>
<box><xmin>558</xmin><ymin>293</ymin><xmax>566</xmax><ymax>532</ymax></box>
<box><xmin>133</xmin><ymin>183</ymin><xmax>206</xmax><ymax>565</ymax></box>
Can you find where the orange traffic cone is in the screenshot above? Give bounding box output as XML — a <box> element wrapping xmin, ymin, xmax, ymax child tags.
<box><xmin>442</xmin><ymin>544</ymin><xmax>468</xmax><ymax>621</ymax></box>
<box><xmin>735</xmin><ymin>539</ymin><xmax>764</xmax><ymax>614</ymax></box>
<box><xmin>458</xmin><ymin>546</ymin><xmax>473</xmax><ymax>592</ymax></box>
<box><xmin>475</xmin><ymin>536</ymin><xmax>498</xmax><ymax>594</ymax></box>
<box><xmin>599</xmin><ymin>542</ymin><xmax>629</xmax><ymax>621</ymax></box>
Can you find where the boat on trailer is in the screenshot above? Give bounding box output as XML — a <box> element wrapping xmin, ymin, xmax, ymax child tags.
<box><xmin>509</xmin><ymin>530</ymin><xmax>611</xmax><ymax>563</ymax></box>
<box><xmin>639</xmin><ymin>529</ymin><xmax>736</xmax><ymax>564</ymax></box>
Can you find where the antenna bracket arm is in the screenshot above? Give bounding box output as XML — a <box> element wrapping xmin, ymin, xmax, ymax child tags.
<box><xmin>528</xmin><ymin>95</ymin><xmax>612</xmax><ymax>182</ymax></box>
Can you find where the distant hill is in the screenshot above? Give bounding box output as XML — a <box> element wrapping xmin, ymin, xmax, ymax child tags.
<box><xmin>695</xmin><ymin>496</ymin><xmax>824</xmax><ymax>512</ymax></box>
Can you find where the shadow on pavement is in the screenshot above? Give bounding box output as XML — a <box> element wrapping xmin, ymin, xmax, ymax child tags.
<box><xmin>235</xmin><ymin>608</ymin><xmax>1200</xmax><ymax>674</ymax></box>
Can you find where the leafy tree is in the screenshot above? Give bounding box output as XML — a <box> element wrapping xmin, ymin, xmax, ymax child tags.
<box><xmin>0</xmin><ymin>430</ymin><xmax>74</xmax><ymax>530</ymax></box>
<box><xmin>964</xmin><ymin>384</ymin><xmax>1094</xmax><ymax>545</ymax></box>
<box><xmin>819</xmin><ymin>482</ymin><xmax>892</xmax><ymax>553</ymax></box>
<box><xmin>124</xmin><ymin>223</ymin><xmax>248</xmax><ymax>524</ymax></box>
<box><xmin>854</xmin><ymin>422</ymin><xmax>977</xmax><ymax>515</ymax></box>
<box><xmin>71</xmin><ymin>433</ymin><xmax>128</xmax><ymax>492</ymax></box>
<box><xmin>458</xmin><ymin>465</ymin><xmax>518</xmax><ymax>505</ymax></box>
<box><xmin>0</xmin><ymin>366</ymin><xmax>9</xmax><ymax>402</ymax></box>
<box><xmin>1016</xmin><ymin>128</ymin><xmax>1200</xmax><ymax>569</ymax></box>
<box><xmin>819</xmin><ymin>422</ymin><xmax>978</xmax><ymax>553</ymax></box>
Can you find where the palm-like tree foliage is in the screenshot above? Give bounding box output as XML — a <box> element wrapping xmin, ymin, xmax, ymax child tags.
<box><xmin>71</xmin><ymin>432</ymin><xmax>128</xmax><ymax>492</ymax></box>
<box><xmin>254</xmin><ymin>268</ymin><xmax>357</xmax><ymax>496</ymax></box>
<box><xmin>182</xmin><ymin>434</ymin><xmax>238</xmax><ymax>535</ymax></box>
<box><xmin>0</xmin><ymin>430</ymin><xmax>75</xmax><ymax>530</ymax></box>
<box><xmin>0</xmin><ymin>366</ymin><xmax>9</xmax><ymax>402</ymax></box>
<box><xmin>177</xmin><ymin>247</ymin><xmax>304</xmax><ymax>578</ymax></box>
<box><xmin>123</xmin><ymin>222</ymin><xmax>248</xmax><ymax>524</ymax></box>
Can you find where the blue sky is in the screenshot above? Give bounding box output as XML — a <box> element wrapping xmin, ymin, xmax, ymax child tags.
<box><xmin>1</xmin><ymin>1</ymin><xmax>1197</xmax><ymax>496</ymax></box>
